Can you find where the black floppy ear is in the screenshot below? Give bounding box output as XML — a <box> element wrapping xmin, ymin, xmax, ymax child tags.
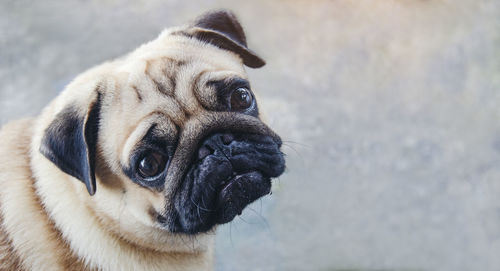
<box><xmin>188</xmin><ymin>10</ymin><xmax>265</xmax><ymax>68</ymax></box>
<box><xmin>40</xmin><ymin>92</ymin><xmax>102</xmax><ymax>196</ymax></box>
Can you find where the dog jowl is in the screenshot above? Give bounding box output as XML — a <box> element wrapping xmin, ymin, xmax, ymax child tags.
<box><xmin>172</xmin><ymin>131</ymin><xmax>285</xmax><ymax>233</ymax></box>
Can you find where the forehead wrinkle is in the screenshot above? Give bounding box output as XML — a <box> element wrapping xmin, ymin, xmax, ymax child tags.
<box><xmin>173</xmin><ymin>66</ymin><xmax>208</xmax><ymax>116</ymax></box>
<box><xmin>190</xmin><ymin>69</ymin><xmax>212</xmax><ymax>109</ymax></box>
<box><xmin>131</xmin><ymin>63</ymin><xmax>187</xmax><ymax>126</ymax></box>
<box><xmin>142</xmin><ymin>57</ymin><xmax>200</xmax><ymax>124</ymax></box>
<box><xmin>153</xmin><ymin>97</ymin><xmax>188</xmax><ymax>128</ymax></box>
<box><xmin>144</xmin><ymin>57</ymin><xmax>183</xmax><ymax>98</ymax></box>
<box><xmin>138</xmin><ymin>87</ymin><xmax>187</xmax><ymax>127</ymax></box>
<box><xmin>174</xmin><ymin>66</ymin><xmax>243</xmax><ymax>116</ymax></box>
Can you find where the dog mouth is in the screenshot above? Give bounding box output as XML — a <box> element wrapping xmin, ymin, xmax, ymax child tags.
<box><xmin>215</xmin><ymin>170</ymin><xmax>271</xmax><ymax>224</ymax></box>
<box><xmin>167</xmin><ymin>133</ymin><xmax>285</xmax><ymax>234</ymax></box>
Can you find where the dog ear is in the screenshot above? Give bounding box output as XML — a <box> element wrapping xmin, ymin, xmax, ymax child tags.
<box><xmin>187</xmin><ymin>10</ymin><xmax>265</xmax><ymax>68</ymax></box>
<box><xmin>40</xmin><ymin>91</ymin><xmax>102</xmax><ymax>196</ymax></box>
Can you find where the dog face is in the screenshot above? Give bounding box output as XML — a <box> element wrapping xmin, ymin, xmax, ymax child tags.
<box><xmin>38</xmin><ymin>10</ymin><xmax>285</xmax><ymax>248</ymax></box>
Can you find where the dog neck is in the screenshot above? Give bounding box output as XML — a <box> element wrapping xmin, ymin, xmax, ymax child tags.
<box><xmin>0</xmin><ymin>117</ymin><xmax>213</xmax><ymax>271</ymax></box>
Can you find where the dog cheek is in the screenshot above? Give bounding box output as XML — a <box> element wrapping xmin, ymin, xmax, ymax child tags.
<box><xmin>174</xmin><ymin>155</ymin><xmax>232</xmax><ymax>232</ymax></box>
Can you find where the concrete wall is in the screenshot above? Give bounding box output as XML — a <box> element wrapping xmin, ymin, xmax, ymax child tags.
<box><xmin>1</xmin><ymin>1</ymin><xmax>500</xmax><ymax>270</ymax></box>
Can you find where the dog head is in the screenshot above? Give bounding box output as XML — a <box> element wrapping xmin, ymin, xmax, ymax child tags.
<box><xmin>37</xmin><ymin>10</ymin><xmax>285</xmax><ymax>248</ymax></box>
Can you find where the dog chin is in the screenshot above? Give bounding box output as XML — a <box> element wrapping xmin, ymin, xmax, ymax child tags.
<box><xmin>169</xmin><ymin>133</ymin><xmax>285</xmax><ymax>234</ymax></box>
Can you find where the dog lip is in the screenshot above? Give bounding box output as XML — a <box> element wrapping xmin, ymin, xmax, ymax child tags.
<box><xmin>218</xmin><ymin>171</ymin><xmax>252</xmax><ymax>194</ymax></box>
<box><xmin>218</xmin><ymin>174</ymin><xmax>235</xmax><ymax>191</ymax></box>
<box><xmin>214</xmin><ymin>170</ymin><xmax>271</xmax><ymax>224</ymax></box>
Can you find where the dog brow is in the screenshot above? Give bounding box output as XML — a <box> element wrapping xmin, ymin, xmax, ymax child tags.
<box><xmin>207</xmin><ymin>77</ymin><xmax>250</xmax><ymax>95</ymax></box>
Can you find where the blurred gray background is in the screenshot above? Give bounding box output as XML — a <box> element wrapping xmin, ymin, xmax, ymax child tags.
<box><xmin>2</xmin><ymin>0</ymin><xmax>500</xmax><ymax>270</ymax></box>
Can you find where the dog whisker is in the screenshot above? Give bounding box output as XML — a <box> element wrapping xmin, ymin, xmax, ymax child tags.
<box><xmin>282</xmin><ymin>143</ymin><xmax>303</xmax><ymax>158</ymax></box>
<box><xmin>196</xmin><ymin>205</ymin><xmax>202</xmax><ymax>223</ymax></box>
<box><xmin>207</xmin><ymin>182</ymin><xmax>216</xmax><ymax>192</ymax></box>
<box><xmin>237</xmin><ymin>215</ymin><xmax>250</xmax><ymax>224</ymax></box>
<box><xmin>190</xmin><ymin>198</ymin><xmax>213</xmax><ymax>212</ymax></box>
<box><xmin>282</xmin><ymin>139</ymin><xmax>311</xmax><ymax>149</ymax></box>
<box><xmin>247</xmin><ymin>206</ymin><xmax>271</xmax><ymax>230</ymax></box>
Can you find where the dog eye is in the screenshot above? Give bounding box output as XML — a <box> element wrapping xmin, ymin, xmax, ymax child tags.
<box><xmin>230</xmin><ymin>88</ymin><xmax>253</xmax><ymax>111</ymax></box>
<box><xmin>137</xmin><ymin>152</ymin><xmax>168</xmax><ymax>178</ymax></box>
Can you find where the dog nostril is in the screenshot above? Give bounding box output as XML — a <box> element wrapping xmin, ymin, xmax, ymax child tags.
<box><xmin>198</xmin><ymin>145</ymin><xmax>214</xmax><ymax>160</ymax></box>
<box><xmin>221</xmin><ymin>134</ymin><xmax>234</xmax><ymax>145</ymax></box>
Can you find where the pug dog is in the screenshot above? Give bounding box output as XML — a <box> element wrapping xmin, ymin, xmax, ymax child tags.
<box><xmin>0</xmin><ymin>10</ymin><xmax>285</xmax><ymax>270</ymax></box>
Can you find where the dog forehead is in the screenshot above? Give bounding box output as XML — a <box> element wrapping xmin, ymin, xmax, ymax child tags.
<box><xmin>113</xmin><ymin>32</ymin><xmax>251</xmax><ymax>124</ymax></box>
<box><xmin>123</xmin><ymin>30</ymin><xmax>248</xmax><ymax>74</ymax></box>
<box><xmin>114</xmin><ymin>31</ymin><xmax>250</xmax><ymax>114</ymax></box>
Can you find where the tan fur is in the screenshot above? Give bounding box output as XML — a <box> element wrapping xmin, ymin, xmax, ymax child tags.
<box><xmin>0</xmin><ymin>119</ymin><xmax>90</xmax><ymax>270</ymax></box>
<box><xmin>0</xmin><ymin>16</ymin><xmax>268</xmax><ymax>270</ymax></box>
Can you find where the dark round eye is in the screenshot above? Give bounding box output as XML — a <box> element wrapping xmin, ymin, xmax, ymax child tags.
<box><xmin>230</xmin><ymin>88</ymin><xmax>253</xmax><ymax>111</ymax></box>
<box><xmin>137</xmin><ymin>152</ymin><xmax>168</xmax><ymax>178</ymax></box>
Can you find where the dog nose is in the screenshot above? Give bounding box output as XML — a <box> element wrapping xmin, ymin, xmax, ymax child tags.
<box><xmin>197</xmin><ymin>133</ymin><xmax>235</xmax><ymax>160</ymax></box>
